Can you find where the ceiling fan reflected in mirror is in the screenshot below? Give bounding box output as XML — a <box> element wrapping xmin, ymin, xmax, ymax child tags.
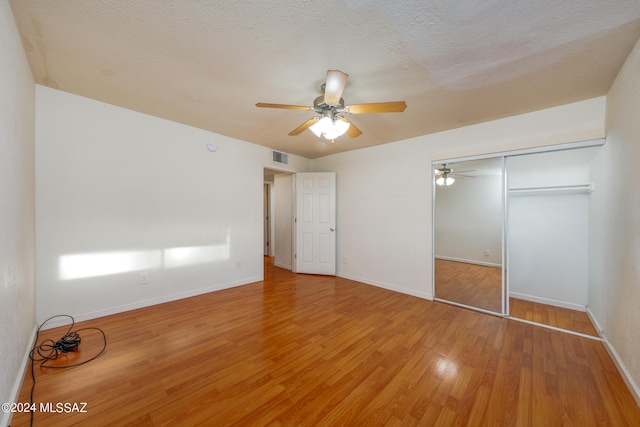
<box><xmin>256</xmin><ymin>70</ymin><xmax>407</xmax><ymax>142</ymax></box>
<box><xmin>434</xmin><ymin>164</ymin><xmax>477</xmax><ymax>186</ymax></box>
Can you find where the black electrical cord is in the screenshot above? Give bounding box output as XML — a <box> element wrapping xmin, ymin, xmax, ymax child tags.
<box><xmin>27</xmin><ymin>315</ymin><xmax>107</xmax><ymax>426</ymax></box>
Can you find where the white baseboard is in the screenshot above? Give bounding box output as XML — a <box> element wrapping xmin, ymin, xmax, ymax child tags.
<box><xmin>38</xmin><ymin>276</ymin><xmax>261</xmax><ymax>330</ymax></box>
<box><xmin>2</xmin><ymin>324</ymin><xmax>38</xmax><ymax>427</ymax></box>
<box><xmin>586</xmin><ymin>307</ymin><xmax>640</xmax><ymax>407</ymax></box>
<box><xmin>435</xmin><ymin>255</ymin><xmax>501</xmax><ymax>268</ymax></box>
<box><xmin>585</xmin><ymin>307</ymin><xmax>605</xmax><ymax>337</ymax></box>
<box><xmin>509</xmin><ymin>292</ymin><xmax>586</xmax><ymax>312</ymax></box>
<box><xmin>337</xmin><ymin>272</ymin><xmax>433</xmax><ymax>301</ymax></box>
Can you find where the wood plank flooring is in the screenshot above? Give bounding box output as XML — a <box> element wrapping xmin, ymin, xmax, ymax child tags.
<box><xmin>12</xmin><ymin>257</ymin><xmax>639</xmax><ymax>426</ymax></box>
<box><xmin>509</xmin><ymin>297</ymin><xmax>599</xmax><ymax>337</ymax></box>
<box><xmin>435</xmin><ymin>259</ymin><xmax>599</xmax><ymax>336</ymax></box>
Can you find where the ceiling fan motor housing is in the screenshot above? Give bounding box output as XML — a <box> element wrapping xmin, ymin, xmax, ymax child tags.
<box><xmin>313</xmin><ymin>95</ymin><xmax>345</xmax><ymax>114</ymax></box>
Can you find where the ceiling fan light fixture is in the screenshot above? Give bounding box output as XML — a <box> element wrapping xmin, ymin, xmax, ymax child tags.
<box><xmin>333</xmin><ymin>117</ymin><xmax>350</xmax><ymax>135</ymax></box>
<box><xmin>310</xmin><ymin>116</ymin><xmax>350</xmax><ymax>140</ymax></box>
<box><xmin>435</xmin><ymin>171</ymin><xmax>455</xmax><ymax>186</ymax></box>
<box><xmin>435</xmin><ymin>164</ymin><xmax>456</xmax><ymax>186</ymax></box>
<box><xmin>309</xmin><ymin>116</ymin><xmax>330</xmax><ymax>137</ymax></box>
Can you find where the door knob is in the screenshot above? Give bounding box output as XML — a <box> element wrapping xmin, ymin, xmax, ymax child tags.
<box><xmin>330</xmin><ymin>227</ymin><xmax>335</xmax><ymax>232</ymax></box>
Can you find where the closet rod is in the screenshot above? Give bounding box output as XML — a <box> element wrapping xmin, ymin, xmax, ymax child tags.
<box><xmin>509</xmin><ymin>184</ymin><xmax>594</xmax><ymax>196</ymax></box>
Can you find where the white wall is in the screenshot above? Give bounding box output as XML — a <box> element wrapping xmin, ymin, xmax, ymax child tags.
<box><xmin>35</xmin><ymin>85</ymin><xmax>311</xmax><ymax>326</ymax></box>
<box><xmin>313</xmin><ymin>97</ymin><xmax>605</xmax><ymax>300</ymax></box>
<box><xmin>590</xmin><ymin>36</ymin><xmax>640</xmax><ymax>402</ymax></box>
<box><xmin>0</xmin><ymin>0</ymin><xmax>36</xmax><ymax>423</ymax></box>
<box><xmin>313</xmin><ymin>141</ymin><xmax>433</xmax><ymax>298</ymax></box>
<box><xmin>508</xmin><ymin>194</ymin><xmax>589</xmax><ymax>309</ymax></box>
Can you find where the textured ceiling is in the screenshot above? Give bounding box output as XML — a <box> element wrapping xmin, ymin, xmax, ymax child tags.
<box><xmin>9</xmin><ymin>0</ymin><xmax>640</xmax><ymax>159</ymax></box>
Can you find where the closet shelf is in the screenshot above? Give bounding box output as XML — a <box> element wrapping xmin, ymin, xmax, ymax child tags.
<box><xmin>508</xmin><ymin>184</ymin><xmax>594</xmax><ymax>196</ymax></box>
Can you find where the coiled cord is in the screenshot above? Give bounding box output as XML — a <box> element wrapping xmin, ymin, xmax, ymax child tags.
<box><xmin>27</xmin><ymin>315</ymin><xmax>107</xmax><ymax>426</ymax></box>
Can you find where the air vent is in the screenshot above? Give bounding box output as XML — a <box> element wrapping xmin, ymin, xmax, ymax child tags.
<box><xmin>272</xmin><ymin>150</ymin><xmax>289</xmax><ymax>165</ymax></box>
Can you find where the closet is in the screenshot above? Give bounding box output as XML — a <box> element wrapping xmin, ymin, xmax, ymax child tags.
<box><xmin>432</xmin><ymin>140</ymin><xmax>603</xmax><ymax>336</ymax></box>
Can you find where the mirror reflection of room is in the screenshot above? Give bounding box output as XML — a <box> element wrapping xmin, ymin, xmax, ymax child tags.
<box><xmin>434</xmin><ymin>158</ymin><xmax>504</xmax><ymax>314</ymax></box>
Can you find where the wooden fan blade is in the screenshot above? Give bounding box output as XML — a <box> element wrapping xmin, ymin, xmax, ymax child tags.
<box><xmin>288</xmin><ymin>117</ymin><xmax>319</xmax><ymax>136</ymax></box>
<box><xmin>324</xmin><ymin>70</ymin><xmax>349</xmax><ymax>105</ymax></box>
<box><xmin>256</xmin><ymin>103</ymin><xmax>313</xmax><ymax>111</ymax></box>
<box><xmin>339</xmin><ymin>117</ymin><xmax>362</xmax><ymax>138</ymax></box>
<box><xmin>346</xmin><ymin>101</ymin><xmax>407</xmax><ymax>114</ymax></box>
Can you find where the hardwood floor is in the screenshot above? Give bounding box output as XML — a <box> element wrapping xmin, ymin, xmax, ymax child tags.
<box><xmin>509</xmin><ymin>297</ymin><xmax>599</xmax><ymax>337</ymax></box>
<box><xmin>435</xmin><ymin>259</ymin><xmax>599</xmax><ymax>337</ymax></box>
<box><xmin>13</xmin><ymin>257</ymin><xmax>639</xmax><ymax>426</ymax></box>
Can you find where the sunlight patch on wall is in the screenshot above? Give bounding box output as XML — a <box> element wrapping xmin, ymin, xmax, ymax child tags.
<box><xmin>59</xmin><ymin>250</ymin><xmax>162</xmax><ymax>280</ymax></box>
<box><xmin>164</xmin><ymin>242</ymin><xmax>231</xmax><ymax>269</ymax></box>
<box><xmin>59</xmin><ymin>235</ymin><xmax>231</xmax><ymax>280</ymax></box>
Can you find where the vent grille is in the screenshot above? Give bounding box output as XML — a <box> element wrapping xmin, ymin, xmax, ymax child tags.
<box><xmin>272</xmin><ymin>150</ymin><xmax>289</xmax><ymax>164</ymax></box>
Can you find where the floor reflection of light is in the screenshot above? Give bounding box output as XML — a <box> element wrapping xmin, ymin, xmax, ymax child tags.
<box><xmin>59</xmin><ymin>250</ymin><xmax>162</xmax><ymax>280</ymax></box>
<box><xmin>436</xmin><ymin>358</ymin><xmax>458</xmax><ymax>380</ymax></box>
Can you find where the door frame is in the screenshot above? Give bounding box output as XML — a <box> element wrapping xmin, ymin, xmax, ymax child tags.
<box><xmin>263</xmin><ymin>183</ymin><xmax>271</xmax><ymax>256</ymax></box>
<box><xmin>264</xmin><ymin>166</ymin><xmax>297</xmax><ymax>270</ymax></box>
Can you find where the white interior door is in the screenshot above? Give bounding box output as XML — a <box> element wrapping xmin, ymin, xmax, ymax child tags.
<box><xmin>295</xmin><ymin>172</ymin><xmax>336</xmax><ymax>275</ymax></box>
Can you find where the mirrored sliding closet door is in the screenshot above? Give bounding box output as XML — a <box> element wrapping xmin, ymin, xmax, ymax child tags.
<box><xmin>433</xmin><ymin>157</ymin><xmax>506</xmax><ymax>315</ymax></box>
<box><xmin>432</xmin><ymin>141</ymin><xmax>603</xmax><ymax>337</ymax></box>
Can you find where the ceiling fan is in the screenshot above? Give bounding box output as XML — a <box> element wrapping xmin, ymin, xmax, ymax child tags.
<box><xmin>434</xmin><ymin>164</ymin><xmax>477</xmax><ymax>186</ymax></box>
<box><xmin>256</xmin><ymin>70</ymin><xmax>407</xmax><ymax>142</ymax></box>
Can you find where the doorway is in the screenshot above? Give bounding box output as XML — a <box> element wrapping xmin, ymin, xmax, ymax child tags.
<box><xmin>263</xmin><ymin>169</ymin><xmax>337</xmax><ymax>275</ymax></box>
<box><xmin>264</xmin><ymin>168</ymin><xmax>294</xmax><ymax>270</ymax></box>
